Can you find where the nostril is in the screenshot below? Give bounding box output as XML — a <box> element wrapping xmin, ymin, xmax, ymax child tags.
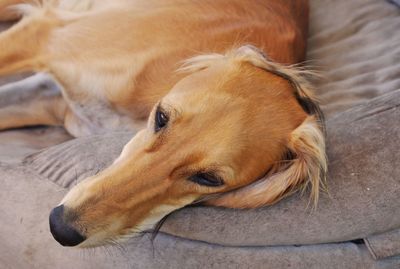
<box><xmin>49</xmin><ymin>205</ymin><xmax>86</xmax><ymax>247</ymax></box>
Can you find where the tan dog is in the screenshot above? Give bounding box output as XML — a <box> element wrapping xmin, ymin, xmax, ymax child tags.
<box><xmin>0</xmin><ymin>0</ymin><xmax>326</xmax><ymax>247</ymax></box>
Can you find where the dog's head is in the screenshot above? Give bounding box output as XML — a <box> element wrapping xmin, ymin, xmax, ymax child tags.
<box><xmin>49</xmin><ymin>45</ymin><xmax>326</xmax><ymax>247</ymax></box>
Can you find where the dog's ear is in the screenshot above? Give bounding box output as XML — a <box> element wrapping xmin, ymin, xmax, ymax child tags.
<box><xmin>207</xmin><ymin>115</ymin><xmax>327</xmax><ymax>209</ymax></box>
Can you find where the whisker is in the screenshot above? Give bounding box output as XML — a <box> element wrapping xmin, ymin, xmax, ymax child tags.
<box><xmin>74</xmin><ymin>168</ymin><xmax>78</xmax><ymax>186</ymax></box>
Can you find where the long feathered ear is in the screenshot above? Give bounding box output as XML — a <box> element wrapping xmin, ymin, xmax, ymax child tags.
<box><xmin>207</xmin><ymin>115</ymin><xmax>327</xmax><ymax>209</ymax></box>
<box><xmin>182</xmin><ymin>45</ymin><xmax>327</xmax><ymax>208</ymax></box>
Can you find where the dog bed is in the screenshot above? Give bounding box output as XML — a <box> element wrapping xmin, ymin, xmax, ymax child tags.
<box><xmin>0</xmin><ymin>0</ymin><xmax>399</xmax><ymax>268</ymax></box>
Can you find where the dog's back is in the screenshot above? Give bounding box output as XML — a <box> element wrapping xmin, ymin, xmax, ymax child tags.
<box><xmin>0</xmin><ymin>0</ymin><xmax>309</xmax><ymax>128</ymax></box>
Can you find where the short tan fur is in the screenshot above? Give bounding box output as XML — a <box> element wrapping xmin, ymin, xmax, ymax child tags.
<box><xmin>0</xmin><ymin>0</ymin><xmax>326</xmax><ymax>247</ymax></box>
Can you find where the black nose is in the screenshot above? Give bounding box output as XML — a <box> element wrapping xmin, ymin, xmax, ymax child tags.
<box><xmin>49</xmin><ymin>205</ymin><xmax>86</xmax><ymax>247</ymax></box>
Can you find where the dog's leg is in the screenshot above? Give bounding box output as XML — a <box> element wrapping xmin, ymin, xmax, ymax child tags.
<box><xmin>0</xmin><ymin>2</ymin><xmax>128</xmax><ymax>136</ymax></box>
<box><xmin>0</xmin><ymin>3</ymin><xmax>68</xmax><ymax>130</ymax></box>
<box><xmin>0</xmin><ymin>0</ymin><xmax>27</xmax><ymax>21</ymax></box>
<box><xmin>0</xmin><ymin>4</ymin><xmax>59</xmax><ymax>77</ymax></box>
<box><xmin>0</xmin><ymin>73</ymin><xmax>67</xmax><ymax>130</ymax></box>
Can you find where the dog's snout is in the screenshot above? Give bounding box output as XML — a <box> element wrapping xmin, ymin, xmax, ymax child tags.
<box><xmin>49</xmin><ymin>205</ymin><xmax>86</xmax><ymax>247</ymax></box>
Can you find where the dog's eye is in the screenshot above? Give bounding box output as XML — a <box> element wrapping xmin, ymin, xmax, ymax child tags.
<box><xmin>155</xmin><ymin>108</ymin><xmax>169</xmax><ymax>132</ymax></box>
<box><xmin>189</xmin><ymin>172</ymin><xmax>224</xmax><ymax>187</ymax></box>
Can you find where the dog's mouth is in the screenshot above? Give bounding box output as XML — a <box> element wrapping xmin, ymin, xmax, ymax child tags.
<box><xmin>49</xmin><ymin>184</ymin><xmax>199</xmax><ymax>248</ymax></box>
<box><xmin>48</xmin><ymin>207</ymin><xmax>174</xmax><ymax>248</ymax></box>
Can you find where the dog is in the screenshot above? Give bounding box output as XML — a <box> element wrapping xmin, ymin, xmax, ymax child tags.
<box><xmin>0</xmin><ymin>0</ymin><xmax>326</xmax><ymax>247</ymax></box>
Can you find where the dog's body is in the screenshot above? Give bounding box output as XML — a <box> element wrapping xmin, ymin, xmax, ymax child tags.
<box><xmin>0</xmin><ymin>0</ymin><xmax>308</xmax><ymax>136</ymax></box>
<box><xmin>0</xmin><ymin>0</ymin><xmax>327</xmax><ymax>248</ymax></box>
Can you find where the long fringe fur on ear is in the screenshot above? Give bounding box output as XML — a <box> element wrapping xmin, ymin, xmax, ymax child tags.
<box><xmin>207</xmin><ymin>116</ymin><xmax>327</xmax><ymax>209</ymax></box>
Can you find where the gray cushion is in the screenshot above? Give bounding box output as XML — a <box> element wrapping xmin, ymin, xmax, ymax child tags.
<box><xmin>366</xmin><ymin>229</ymin><xmax>400</xmax><ymax>260</ymax></box>
<box><xmin>308</xmin><ymin>0</ymin><xmax>400</xmax><ymax>118</ymax></box>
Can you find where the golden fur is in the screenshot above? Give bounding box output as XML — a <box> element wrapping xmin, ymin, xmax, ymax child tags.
<box><xmin>0</xmin><ymin>0</ymin><xmax>326</xmax><ymax>247</ymax></box>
